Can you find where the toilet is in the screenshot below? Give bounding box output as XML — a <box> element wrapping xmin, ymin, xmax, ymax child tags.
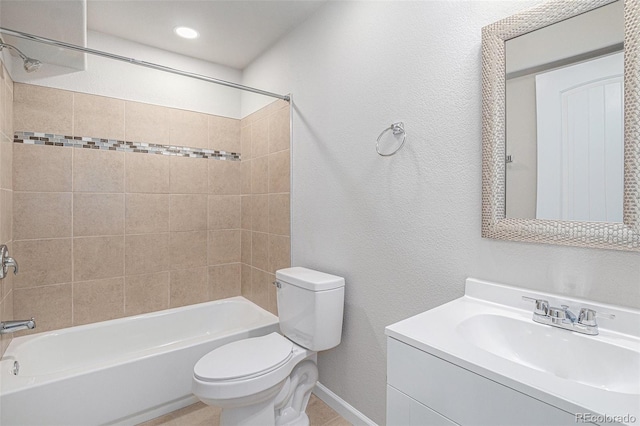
<box><xmin>192</xmin><ymin>267</ymin><xmax>345</xmax><ymax>426</ymax></box>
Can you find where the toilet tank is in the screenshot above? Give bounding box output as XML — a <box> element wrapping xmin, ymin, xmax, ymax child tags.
<box><xmin>275</xmin><ymin>267</ymin><xmax>345</xmax><ymax>352</ymax></box>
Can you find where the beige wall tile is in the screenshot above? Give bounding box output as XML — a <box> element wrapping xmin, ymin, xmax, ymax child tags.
<box><xmin>13</xmin><ymin>283</ymin><xmax>72</xmax><ymax>334</ymax></box>
<box><xmin>169</xmin><ymin>267</ymin><xmax>208</xmax><ymax>308</ymax></box>
<box><xmin>13</xmin><ymin>144</ymin><xmax>72</xmax><ymax>192</ymax></box>
<box><xmin>246</xmin><ymin>105</ymin><xmax>271</xmax><ymax>125</ymax></box>
<box><xmin>124</xmin><ymin>101</ymin><xmax>170</xmax><ymax>145</ymax></box>
<box><xmin>251</xmin><ymin>117</ymin><xmax>269</xmax><ymax>158</ymax></box>
<box><xmin>125</xmin><ymin>152</ymin><xmax>170</xmax><ymax>194</ymax></box>
<box><xmin>251</xmin><ymin>155</ymin><xmax>268</xmax><ymax>194</ymax></box>
<box><xmin>74</xmin><ymin>236</ymin><xmax>124</xmax><ymax>281</ymax></box>
<box><xmin>170</xmin><ymin>156</ymin><xmax>207</xmax><ymax>194</ymax></box>
<box><xmin>208</xmin><ymin>263</ymin><xmax>241</xmax><ymax>301</ymax></box>
<box><xmin>13</xmin><ymin>84</ymin><xmax>73</xmax><ymax>135</ymax></box>
<box><xmin>208</xmin><ymin>160</ymin><xmax>241</xmax><ymax>195</ymax></box>
<box><xmin>4</xmin><ymin>79</ymin><xmax>14</xmax><ymax>138</ymax></box>
<box><xmin>125</xmin><ymin>194</ymin><xmax>169</xmax><ymax>234</ymax></box>
<box><xmin>170</xmin><ymin>194</ymin><xmax>207</xmax><ymax>232</ymax></box>
<box><xmin>251</xmin><ymin>232</ymin><xmax>269</xmax><ymax>271</ymax></box>
<box><xmin>125</xmin><ymin>233</ymin><xmax>170</xmax><ymax>275</ymax></box>
<box><xmin>0</xmin><ymin>189</ymin><xmax>12</xmax><ymax>243</ymax></box>
<box><xmin>251</xmin><ymin>267</ymin><xmax>270</xmax><ymax>311</ymax></box>
<box><xmin>74</xmin><ymin>93</ymin><xmax>125</xmax><ymax>140</ymax></box>
<box><xmin>1</xmin><ymin>140</ymin><xmax>12</xmax><ymax>190</ymax></box>
<box><xmin>266</xmin><ymin>99</ymin><xmax>290</xmax><ymax>114</ymax></box>
<box><xmin>4</xmin><ymin>79</ymin><xmax>14</xmax><ymax>139</ymax></box>
<box><xmin>208</xmin><ymin>195</ymin><xmax>240</xmax><ymax>230</ymax></box>
<box><xmin>268</xmin><ymin>234</ymin><xmax>291</xmax><ymax>274</ymax></box>
<box><xmin>267</xmin><ymin>280</ymin><xmax>278</xmax><ymax>315</ymax></box>
<box><xmin>269</xmin><ymin>193</ymin><xmax>290</xmax><ymax>236</ymax></box>
<box><xmin>208</xmin><ymin>115</ymin><xmax>240</xmax><ymax>153</ymax></box>
<box><xmin>74</xmin><ymin>193</ymin><xmax>125</xmax><ymax>237</ymax></box>
<box><xmin>125</xmin><ymin>272</ymin><xmax>169</xmax><ymax>315</ymax></box>
<box><xmin>241</xmin><ymin>230</ymin><xmax>251</xmax><ymax>264</ymax></box>
<box><xmin>208</xmin><ymin>230</ymin><xmax>241</xmax><ymax>266</ymax></box>
<box><xmin>170</xmin><ymin>109</ymin><xmax>208</xmax><ymax>150</ymax></box>
<box><xmin>241</xmin><ymin>264</ymin><xmax>252</xmax><ymax>299</ymax></box>
<box><xmin>73</xmin><ymin>148</ymin><xmax>124</xmax><ymax>192</ymax></box>
<box><xmin>0</xmin><ymin>67</ymin><xmax>5</xmax><ymax>137</ymax></box>
<box><xmin>269</xmin><ymin>106</ymin><xmax>290</xmax><ymax>153</ymax></box>
<box><xmin>268</xmin><ymin>150</ymin><xmax>290</xmax><ymax>193</ymax></box>
<box><xmin>170</xmin><ymin>231</ymin><xmax>207</xmax><ymax>269</ymax></box>
<box><xmin>13</xmin><ymin>192</ymin><xmax>71</xmax><ymax>240</ymax></box>
<box><xmin>0</xmin><ymin>242</ymin><xmax>11</xmax><ymax>301</ymax></box>
<box><xmin>251</xmin><ymin>194</ymin><xmax>269</xmax><ymax>233</ymax></box>
<box><xmin>13</xmin><ymin>238</ymin><xmax>72</xmax><ymax>288</ymax></box>
<box><xmin>1</xmin><ymin>290</ymin><xmax>14</xmax><ymax>355</ymax></box>
<box><xmin>73</xmin><ymin>277</ymin><xmax>125</xmax><ymax>325</ymax></box>
<box><xmin>241</xmin><ymin>160</ymin><xmax>251</xmax><ymax>195</ymax></box>
<box><xmin>241</xmin><ymin>195</ymin><xmax>252</xmax><ymax>230</ymax></box>
<box><xmin>240</xmin><ymin>126</ymin><xmax>251</xmax><ymax>160</ymax></box>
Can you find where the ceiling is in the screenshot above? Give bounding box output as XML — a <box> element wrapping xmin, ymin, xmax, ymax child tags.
<box><xmin>86</xmin><ymin>0</ymin><xmax>327</xmax><ymax>69</ymax></box>
<box><xmin>0</xmin><ymin>0</ymin><xmax>325</xmax><ymax>70</ymax></box>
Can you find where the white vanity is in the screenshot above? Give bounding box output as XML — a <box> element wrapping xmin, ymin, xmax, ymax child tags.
<box><xmin>385</xmin><ymin>278</ymin><xmax>640</xmax><ymax>425</ymax></box>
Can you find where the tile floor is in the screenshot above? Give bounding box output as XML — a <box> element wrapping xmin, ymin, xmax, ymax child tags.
<box><xmin>139</xmin><ymin>394</ymin><xmax>352</xmax><ymax>426</ymax></box>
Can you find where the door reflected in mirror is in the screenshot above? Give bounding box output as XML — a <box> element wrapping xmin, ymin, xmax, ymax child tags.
<box><xmin>505</xmin><ymin>1</ymin><xmax>624</xmax><ymax>222</ymax></box>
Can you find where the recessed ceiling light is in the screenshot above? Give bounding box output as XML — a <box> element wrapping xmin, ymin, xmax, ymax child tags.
<box><xmin>174</xmin><ymin>26</ymin><xmax>199</xmax><ymax>39</ymax></box>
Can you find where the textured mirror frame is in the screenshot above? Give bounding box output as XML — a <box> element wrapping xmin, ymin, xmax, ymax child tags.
<box><xmin>481</xmin><ymin>0</ymin><xmax>639</xmax><ymax>252</ymax></box>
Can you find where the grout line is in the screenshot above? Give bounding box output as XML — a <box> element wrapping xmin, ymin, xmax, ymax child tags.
<box><xmin>122</xmin><ymin>150</ymin><xmax>127</xmax><ymax>315</ymax></box>
<box><xmin>70</xmin><ymin>145</ymin><xmax>75</xmax><ymax>325</ymax></box>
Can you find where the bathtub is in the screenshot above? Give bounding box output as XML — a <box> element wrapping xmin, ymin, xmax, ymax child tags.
<box><xmin>0</xmin><ymin>296</ymin><xmax>279</xmax><ymax>426</ymax></box>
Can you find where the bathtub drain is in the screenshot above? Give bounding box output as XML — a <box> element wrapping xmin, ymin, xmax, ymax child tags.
<box><xmin>12</xmin><ymin>360</ymin><xmax>19</xmax><ymax>375</ymax></box>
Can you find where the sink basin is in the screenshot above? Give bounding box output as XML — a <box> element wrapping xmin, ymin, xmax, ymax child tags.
<box><xmin>385</xmin><ymin>278</ymin><xmax>640</xmax><ymax>424</ymax></box>
<box><xmin>456</xmin><ymin>313</ymin><xmax>640</xmax><ymax>395</ymax></box>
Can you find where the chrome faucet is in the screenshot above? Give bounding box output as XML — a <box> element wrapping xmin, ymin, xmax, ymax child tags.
<box><xmin>0</xmin><ymin>244</ymin><xmax>19</xmax><ymax>279</ymax></box>
<box><xmin>522</xmin><ymin>296</ymin><xmax>614</xmax><ymax>335</ymax></box>
<box><xmin>0</xmin><ymin>318</ymin><xmax>35</xmax><ymax>334</ymax></box>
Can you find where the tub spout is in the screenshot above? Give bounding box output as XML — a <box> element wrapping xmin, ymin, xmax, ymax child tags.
<box><xmin>0</xmin><ymin>318</ymin><xmax>35</xmax><ymax>334</ymax></box>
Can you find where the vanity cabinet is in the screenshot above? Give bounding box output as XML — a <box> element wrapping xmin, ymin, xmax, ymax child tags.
<box><xmin>386</xmin><ymin>337</ymin><xmax>580</xmax><ymax>426</ymax></box>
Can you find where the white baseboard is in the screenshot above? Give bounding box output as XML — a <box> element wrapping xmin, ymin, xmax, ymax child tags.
<box><xmin>313</xmin><ymin>382</ymin><xmax>377</xmax><ymax>426</ymax></box>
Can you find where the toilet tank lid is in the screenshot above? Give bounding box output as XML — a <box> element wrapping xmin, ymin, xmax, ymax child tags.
<box><xmin>276</xmin><ymin>267</ymin><xmax>345</xmax><ymax>291</ymax></box>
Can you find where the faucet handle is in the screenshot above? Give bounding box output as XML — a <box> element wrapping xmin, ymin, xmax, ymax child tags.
<box><xmin>578</xmin><ymin>308</ymin><xmax>615</xmax><ymax>326</ymax></box>
<box><xmin>522</xmin><ymin>296</ymin><xmax>549</xmax><ymax>316</ymax></box>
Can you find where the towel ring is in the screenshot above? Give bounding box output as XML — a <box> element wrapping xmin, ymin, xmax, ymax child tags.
<box><xmin>376</xmin><ymin>122</ymin><xmax>406</xmax><ymax>156</ymax></box>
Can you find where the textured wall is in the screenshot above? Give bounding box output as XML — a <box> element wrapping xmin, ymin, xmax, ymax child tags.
<box><xmin>241</xmin><ymin>1</ymin><xmax>640</xmax><ymax>423</ymax></box>
<box><xmin>0</xmin><ymin>59</ymin><xmax>14</xmax><ymax>356</ymax></box>
<box><xmin>11</xmin><ymin>83</ymin><xmax>245</xmax><ymax>334</ymax></box>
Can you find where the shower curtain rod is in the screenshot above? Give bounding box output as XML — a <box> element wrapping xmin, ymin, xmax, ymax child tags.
<box><xmin>0</xmin><ymin>27</ymin><xmax>290</xmax><ymax>102</ymax></box>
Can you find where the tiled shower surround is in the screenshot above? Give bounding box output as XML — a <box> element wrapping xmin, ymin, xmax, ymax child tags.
<box><xmin>14</xmin><ymin>132</ymin><xmax>240</xmax><ymax>160</ymax></box>
<box><xmin>10</xmin><ymin>83</ymin><xmax>290</xmax><ymax>336</ymax></box>
<box><xmin>0</xmin><ymin>61</ymin><xmax>15</xmax><ymax>355</ymax></box>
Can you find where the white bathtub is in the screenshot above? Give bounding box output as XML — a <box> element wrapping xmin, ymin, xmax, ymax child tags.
<box><xmin>0</xmin><ymin>296</ymin><xmax>279</xmax><ymax>426</ymax></box>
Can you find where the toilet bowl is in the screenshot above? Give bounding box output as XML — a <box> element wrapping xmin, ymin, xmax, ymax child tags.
<box><xmin>192</xmin><ymin>267</ymin><xmax>345</xmax><ymax>426</ymax></box>
<box><xmin>192</xmin><ymin>333</ymin><xmax>316</xmax><ymax>426</ymax></box>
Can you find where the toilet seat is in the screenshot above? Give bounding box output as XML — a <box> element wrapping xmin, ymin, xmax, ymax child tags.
<box><xmin>194</xmin><ymin>333</ymin><xmax>294</xmax><ymax>382</ymax></box>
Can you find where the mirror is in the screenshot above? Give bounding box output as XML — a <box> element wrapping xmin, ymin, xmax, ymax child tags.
<box><xmin>482</xmin><ymin>0</ymin><xmax>639</xmax><ymax>251</ymax></box>
<box><xmin>505</xmin><ymin>1</ymin><xmax>624</xmax><ymax>221</ymax></box>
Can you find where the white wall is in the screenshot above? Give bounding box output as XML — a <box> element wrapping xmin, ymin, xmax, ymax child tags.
<box><xmin>10</xmin><ymin>31</ymin><xmax>243</xmax><ymax>118</ymax></box>
<box><xmin>241</xmin><ymin>1</ymin><xmax>640</xmax><ymax>424</ymax></box>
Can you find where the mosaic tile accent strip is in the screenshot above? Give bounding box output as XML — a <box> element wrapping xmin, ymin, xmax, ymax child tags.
<box><xmin>13</xmin><ymin>132</ymin><xmax>241</xmax><ymax>161</ymax></box>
